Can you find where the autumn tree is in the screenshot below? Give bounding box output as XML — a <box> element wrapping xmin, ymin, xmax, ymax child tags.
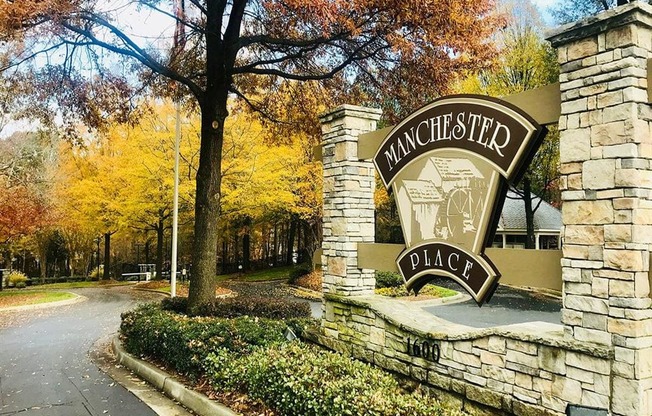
<box><xmin>0</xmin><ymin>131</ymin><xmax>57</xmax><ymax>280</ymax></box>
<box><xmin>53</xmin><ymin>131</ymin><xmax>126</xmax><ymax>279</ymax></box>
<box><xmin>53</xmin><ymin>101</ymin><xmax>199</xmax><ymax>279</ymax></box>
<box><xmin>459</xmin><ymin>2</ymin><xmax>559</xmax><ymax>249</ymax></box>
<box><xmin>0</xmin><ymin>0</ymin><xmax>503</xmax><ymax>308</ymax></box>
<box><xmin>110</xmin><ymin>101</ymin><xmax>198</xmax><ymax>279</ymax></box>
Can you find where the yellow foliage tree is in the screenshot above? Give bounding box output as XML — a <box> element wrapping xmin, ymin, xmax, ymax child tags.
<box><xmin>53</xmin><ymin>100</ymin><xmax>200</xmax><ymax>278</ymax></box>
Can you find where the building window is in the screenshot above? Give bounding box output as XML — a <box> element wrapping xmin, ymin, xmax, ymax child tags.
<box><xmin>491</xmin><ymin>234</ymin><xmax>504</xmax><ymax>248</ymax></box>
<box><xmin>539</xmin><ymin>235</ymin><xmax>559</xmax><ymax>250</ymax></box>
<box><xmin>505</xmin><ymin>235</ymin><xmax>527</xmax><ymax>249</ymax></box>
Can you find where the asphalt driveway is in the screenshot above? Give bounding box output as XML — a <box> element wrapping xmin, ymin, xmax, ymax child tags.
<box><xmin>423</xmin><ymin>276</ymin><xmax>562</xmax><ymax>328</ymax></box>
<box><xmin>0</xmin><ymin>287</ymin><xmax>164</xmax><ymax>416</ymax></box>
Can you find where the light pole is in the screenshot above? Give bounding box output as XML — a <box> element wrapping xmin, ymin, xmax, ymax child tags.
<box><xmin>171</xmin><ymin>0</ymin><xmax>185</xmax><ymax>298</ymax></box>
<box><xmin>170</xmin><ymin>100</ymin><xmax>181</xmax><ymax>298</ymax></box>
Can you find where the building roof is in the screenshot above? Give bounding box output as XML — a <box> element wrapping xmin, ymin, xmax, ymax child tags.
<box><xmin>401</xmin><ymin>180</ymin><xmax>443</xmax><ymax>204</ymax></box>
<box><xmin>427</xmin><ymin>158</ymin><xmax>484</xmax><ymax>181</ymax></box>
<box><xmin>497</xmin><ymin>190</ymin><xmax>561</xmax><ymax>232</ymax></box>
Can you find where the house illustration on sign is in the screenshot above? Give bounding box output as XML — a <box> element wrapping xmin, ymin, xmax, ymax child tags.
<box><xmin>396</xmin><ymin>157</ymin><xmax>487</xmax><ymax>247</ymax></box>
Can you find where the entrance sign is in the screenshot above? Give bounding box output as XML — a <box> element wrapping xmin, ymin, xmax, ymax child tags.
<box><xmin>374</xmin><ymin>95</ymin><xmax>546</xmax><ymax>305</ymax></box>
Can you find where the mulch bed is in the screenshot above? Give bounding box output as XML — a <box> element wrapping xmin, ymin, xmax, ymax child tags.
<box><xmin>294</xmin><ymin>270</ymin><xmax>322</xmax><ymax>292</ymax></box>
<box><xmin>134</xmin><ymin>281</ymin><xmax>234</xmax><ymax>297</ymax></box>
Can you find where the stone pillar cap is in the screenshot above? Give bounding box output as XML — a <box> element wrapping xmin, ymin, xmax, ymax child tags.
<box><xmin>546</xmin><ymin>1</ymin><xmax>652</xmax><ymax>46</ymax></box>
<box><xmin>319</xmin><ymin>104</ymin><xmax>382</xmax><ymax>123</ymax></box>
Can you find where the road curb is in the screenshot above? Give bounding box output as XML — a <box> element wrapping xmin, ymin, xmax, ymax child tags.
<box><xmin>111</xmin><ymin>337</ymin><xmax>238</xmax><ymax>416</ymax></box>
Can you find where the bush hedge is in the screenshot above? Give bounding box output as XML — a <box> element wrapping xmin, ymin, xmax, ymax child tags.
<box><xmin>121</xmin><ymin>303</ymin><xmax>454</xmax><ymax>416</ymax></box>
<box><xmin>375</xmin><ymin>271</ymin><xmax>404</xmax><ymax>288</ymax></box>
<box><xmin>205</xmin><ymin>343</ymin><xmax>450</xmax><ymax>416</ymax></box>
<box><xmin>120</xmin><ymin>304</ymin><xmax>290</xmax><ymax>378</ymax></box>
<box><xmin>161</xmin><ymin>295</ymin><xmax>312</xmax><ymax>320</ymax></box>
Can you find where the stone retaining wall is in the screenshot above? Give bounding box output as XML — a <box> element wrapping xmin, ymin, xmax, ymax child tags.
<box><xmin>310</xmin><ymin>295</ymin><xmax>612</xmax><ymax>416</ymax></box>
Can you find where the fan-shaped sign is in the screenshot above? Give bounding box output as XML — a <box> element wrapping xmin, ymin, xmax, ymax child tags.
<box><xmin>374</xmin><ymin>95</ymin><xmax>547</xmax><ymax>306</ymax></box>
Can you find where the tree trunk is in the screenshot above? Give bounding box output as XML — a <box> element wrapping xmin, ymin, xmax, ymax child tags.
<box><xmin>300</xmin><ymin>221</ymin><xmax>311</xmax><ymax>264</ymax></box>
<box><xmin>297</xmin><ymin>221</ymin><xmax>303</xmax><ymax>263</ymax></box>
<box><xmin>286</xmin><ymin>214</ymin><xmax>298</xmax><ymax>265</ymax></box>
<box><xmin>262</xmin><ymin>225</ymin><xmax>269</xmax><ymax>267</ymax></box>
<box><xmin>187</xmin><ymin>95</ymin><xmax>227</xmax><ymax>309</ymax></box>
<box><xmin>234</xmin><ymin>231</ymin><xmax>240</xmax><ymax>271</ymax></box>
<box><xmin>103</xmin><ymin>232</ymin><xmax>111</xmax><ymax>280</ymax></box>
<box><xmin>145</xmin><ymin>239</ymin><xmax>150</xmax><ymax>264</ymax></box>
<box><xmin>523</xmin><ymin>177</ymin><xmax>536</xmax><ymax>249</ymax></box>
<box><xmin>186</xmin><ymin>0</ymin><xmax>246</xmax><ymax>310</ymax></box>
<box><xmin>279</xmin><ymin>222</ymin><xmax>286</xmax><ymax>265</ymax></box>
<box><xmin>155</xmin><ymin>219</ymin><xmax>164</xmax><ymax>280</ymax></box>
<box><xmin>243</xmin><ymin>216</ymin><xmax>251</xmax><ymax>271</ymax></box>
<box><xmin>219</xmin><ymin>239</ymin><xmax>226</xmax><ymax>275</ymax></box>
<box><xmin>272</xmin><ymin>222</ymin><xmax>278</xmax><ymax>267</ymax></box>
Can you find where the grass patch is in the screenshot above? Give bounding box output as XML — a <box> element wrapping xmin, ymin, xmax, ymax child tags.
<box><xmin>28</xmin><ymin>280</ymin><xmax>131</xmax><ymax>290</ymax></box>
<box><xmin>216</xmin><ymin>266</ymin><xmax>295</xmax><ymax>282</ymax></box>
<box><xmin>0</xmin><ymin>290</ymin><xmax>76</xmax><ymax>309</ymax></box>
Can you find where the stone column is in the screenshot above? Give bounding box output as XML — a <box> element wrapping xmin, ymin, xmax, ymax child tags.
<box><xmin>548</xmin><ymin>3</ymin><xmax>652</xmax><ymax>415</ymax></box>
<box><xmin>320</xmin><ymin>105</ymin><xmax>382</xmax><ymax>296</ymax></box>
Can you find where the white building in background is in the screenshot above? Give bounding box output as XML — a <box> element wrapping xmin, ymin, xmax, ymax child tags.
<box><xmin>490</xmin><ymin>190</ymin><xmax>561</xmax><ymax>250</ymax></box>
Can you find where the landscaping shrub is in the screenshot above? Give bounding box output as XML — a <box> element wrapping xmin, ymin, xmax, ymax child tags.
<box><xmin>120</xmin><ymin>304</ymin><xmax>290</xmax><ymax>378</ymax></box>
<box><xmin>161</xmin><ymin>295</ymin><xmax>312</xmax><ymax>320</ymax></box>
<box><xmin>161</xmin><ymin>296</ymin><xmax>188</xmax><ymax>313</ymax></box>
<box><xmin>7</xmin><ymin>271</ymin><xmax>29</xmax><ymax>288</ymax></box>
<box><xmin>205</xmin><ymin>342</ymin><xmax>449</xmax><ymax>416</ymax></box>
<box><xmin>288</xmin><ymin>263</ymin><xmax>312</xmax><ymax>285</ymax></box>
<box><xmin>121</xmin><ymin>304</ymin><xmax>455</xmax><ymax>416</ymax></box>
<box><xmin>88</xmin><ymin>267</ymin><xmax>101</xmax><ymax>281</ymax></box>
<box><xmin>375</xmin><ymin>284</ymin><xmax>457</xmax><ymax>298</ymax></box>
<box><xmin>375</xmin><ymin>271</ymin><xmax>404</xmax><ymax>288</ymax></box>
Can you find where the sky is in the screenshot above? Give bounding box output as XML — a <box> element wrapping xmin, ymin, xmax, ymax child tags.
<box><xmin>530</xmin><ymin>0</ymin><xmax>562</xmax><ymax>25</ymax></box>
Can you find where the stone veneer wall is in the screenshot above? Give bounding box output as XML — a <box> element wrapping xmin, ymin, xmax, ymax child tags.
<box><xmin>320</xmin><ymin>105</ymin><xmax>381</xmax><ymax>296</ymax></box>
<box><xmin>312</xmin><ymin>295</ymin><xmax>612</xmax><ymax>416</ymax></box>
<box><xmin>315</xmin><ymin>3</ymin><xmax>652</xmax><ymax>416</ymax></box>
<box><xmin>548</xmin><ymin>3</ymin><xmax>652</xmax><ymax>415</ymax></box>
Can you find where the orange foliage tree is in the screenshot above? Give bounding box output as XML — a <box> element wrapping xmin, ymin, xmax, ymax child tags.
<box><xmin>0</xmin><ymin>0</ymin><xmax>503</xmax><ymax>308</ymax></box>
<box><xmin>0</xmin><ymin>182</ymin><xmax>46</xmax><ymax>245</ymax></box>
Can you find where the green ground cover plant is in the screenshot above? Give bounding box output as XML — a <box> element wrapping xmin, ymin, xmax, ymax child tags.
<box><xmin>205</xmin><ymin>343</ymin><xmax>451</xmax><ymax>416</ymax></box>
<box><xmin>120</xmin><ymin>303</ymin><xmax>460</xmax><ymax>416</ymax></box>
<box><xmin>120</xmin><ymin>304</ymin><xmax>305</xmax><ymax>378</ymax></box>
<box><xmin>374</xmin><ymin>271</ymin><xmax>457</xmax><ymax>298</ymax></box>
